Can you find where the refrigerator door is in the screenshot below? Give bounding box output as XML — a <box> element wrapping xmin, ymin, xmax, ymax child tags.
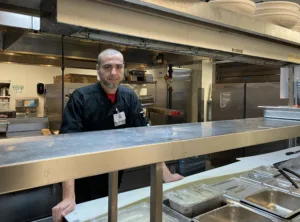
<box><xmin>212</xmin><ymin>83</ymin><xmax>245</xmax><ymax>121</ymax></box>
<box><xmin>246</xmin><ymin>83</ymin><xmax>288</xmax><ymax>118</ymax></box>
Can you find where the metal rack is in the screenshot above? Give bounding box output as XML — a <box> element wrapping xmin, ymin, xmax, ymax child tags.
<box><xmin>1</xmin><ymin>118</ymin><xmax>300</xmax><ymax>221</ymax></box>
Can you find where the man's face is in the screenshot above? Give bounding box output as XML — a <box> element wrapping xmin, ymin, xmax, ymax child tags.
<box><xmin>97</xmin><ymin>54</ymin><xmax>124</xmax><ymax>90</ymax></box>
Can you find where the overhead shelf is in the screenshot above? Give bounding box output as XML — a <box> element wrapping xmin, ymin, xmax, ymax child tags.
<box><xmin>1</xmin><ymin>118</ymin><xmax>300</xmax><ymax>195</ymax></box>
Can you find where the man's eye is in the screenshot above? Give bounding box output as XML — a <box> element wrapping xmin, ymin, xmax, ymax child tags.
<box><xmin>116</xmin><ymin>65</ymin><xmax>123</xmax><ymax>69</ymax></box>
<box><xmin>104</xmin><ymin>65</ymin><xmax>111</xmax><ymax>69</ymax></box>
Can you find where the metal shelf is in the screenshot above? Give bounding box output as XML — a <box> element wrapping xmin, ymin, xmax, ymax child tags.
<box><xmin>1</xmin><ymin>118</ymin><xmax>300</xmax><ymax>195</ymax></box>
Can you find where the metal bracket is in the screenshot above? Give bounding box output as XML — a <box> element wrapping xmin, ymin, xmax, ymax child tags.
<box><xmin>0</xmin><ymin>31</ymin><xmax>3</xmax><ymax>51</ymax></box>
<box><xmin>150</xmin><ymin>162</ymin><xmax>163</xmax><ymax>222</ymax></box>
<box><xmin>108</xmin><ymin>171</ymin><xmax>118</xmax><ymax>222</ymax></box>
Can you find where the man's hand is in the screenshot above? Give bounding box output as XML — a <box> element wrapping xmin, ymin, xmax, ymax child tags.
<box><xmin>52</xmin><ymin>197</ymin><xmax>76</xmax><ymax>222</ymax></box>
<box><xmin>163</xmin><ymin>173</ymin><xmax>184</xmax><ymax>183</ymax></box>
<box><xmin>162</xmin><ymin>162</ymin><xmax>184</xmax><ymax>183</ymax></box>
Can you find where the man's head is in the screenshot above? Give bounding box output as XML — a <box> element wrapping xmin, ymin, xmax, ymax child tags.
<box><xmin>96</xmin><ymin>49</ymin><xmax>124</xmax><ymax>92</ymax></box>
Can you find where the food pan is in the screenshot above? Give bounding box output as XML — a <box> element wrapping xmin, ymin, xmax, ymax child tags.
<box><xmin>164</xmin><ymin>185</ymin><xmax>223</xmax><ymax>218</ymax></box>
<box><xmin>243</xmin><ymin>189</ymin><xmax>300</xmax><ymax>219</ymax></box>
<box><xmin>193</xmin><ymin>204</ymin><xmax>274</xmax><ymax>222</ymax></box>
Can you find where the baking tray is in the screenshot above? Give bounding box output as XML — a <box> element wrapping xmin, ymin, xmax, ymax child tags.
<box><xmin>193</xmin><ymin>204</ymin><xmax>274</xmax><ymax>222</ymax></box>
<box><xmin>164</xmin><ymin>185</ymin><xmax>223</xmax><ymax>218</ymax></box>
<box><xmin>209</xmin><ymin>178</ymin><xmax>266</xmax><ymax>201</ymax></box>
<box><xmin>243</xmin><ymin>189</ymin><xmax>300</xmax><ymax>219</ymax></box>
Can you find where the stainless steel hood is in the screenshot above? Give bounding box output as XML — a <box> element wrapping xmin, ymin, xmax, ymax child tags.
<box><xmin>0</xmin><ymin>0</ymin><xmax>299</xmax><ymax>68</ymax></box>
<box><xmin>55</xmin><ymin>0</ymin><xmax>300</xmax><ymax>64</ymax></box>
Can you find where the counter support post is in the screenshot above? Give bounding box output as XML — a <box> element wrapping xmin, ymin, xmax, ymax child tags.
<box><xmin>150</xmin><ymin>162</ymin><xmax>163</xmax><ymax>222</ymax></box>
<box><xmin>108</xmin><ymin>171</ymin><xmax>118</xmax><ymax>222</ymax></box>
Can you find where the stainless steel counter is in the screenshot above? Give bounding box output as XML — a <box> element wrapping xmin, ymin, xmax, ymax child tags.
<box><xmin>1</xmin><ymin>118</ymin><xmax>300</xmax><ymax>195</ymax></box>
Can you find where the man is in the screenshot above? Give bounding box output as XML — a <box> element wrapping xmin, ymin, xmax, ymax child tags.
<box><xmin>52</xmin><ymin>49</ymin><xmax>183</xmax><ymax>222</ymax></box>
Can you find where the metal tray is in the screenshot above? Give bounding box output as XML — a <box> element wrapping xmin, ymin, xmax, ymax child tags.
<box><xmin>193</xmin><ymin>204</ymin><xmax>274</xmax><ymax>222</ymax></box>
<box><xmin>209</xmin><ymin>178</ymin><xmax>265</xmax><ymax>201</ymax></box>
<box><xmin>164</xmin><ymin>185</ymin><xmax>223</xmax><ymax>218</ymax></box>
<box><xmin>243</xmin><ymin>190</ymin><xmax>300</xmax><ymax>219</ymax></box>
<box><xmin>253</xmin><ymin>166</ymin><xmax>280</xmax><ymax>177</ymax></box>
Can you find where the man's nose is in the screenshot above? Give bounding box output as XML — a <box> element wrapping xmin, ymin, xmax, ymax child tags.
<box><xmin>111</xmin><ymin>67</ymin><xmax>117</xmax><ymax>75</ymax></box>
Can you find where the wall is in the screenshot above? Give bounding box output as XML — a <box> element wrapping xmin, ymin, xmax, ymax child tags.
<box><xmin>0</xmin><ymin>63</ymin><xmax>96</xmax><ymax>117</ymax></box>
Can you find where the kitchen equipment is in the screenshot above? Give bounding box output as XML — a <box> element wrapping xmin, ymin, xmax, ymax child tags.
<box><xmin>240</xmin><ymin>171</ymin><xmax>274</xmax><ymax>185</ymax></box>
<box><xmin>193</xmin><ymin>204</ymin><xmax>273</xmax><ymax>222</ymax></box>
<box><xmin>210</xmin><ymin>178</ymin><xmax>266</xmax><ymax>201</ymax></box>
<box><xmin>254</xmin><ymin>1</ymin><xmax>300</xmax><ymax>28</ymax></box>
<box><xmin>0</xmin><ymin>120</ymin><xmax>9</xmax><ymax>133</ymax></box>
<box><xmin>253</xmin><ymin>12</ymin><xmax>300</xmax><ymax>29</ymax></box>
<box><xmin>15</xmin><ymin>97</ymin><xmax>39</xmax><ymax>118</ymax></box>
<box><xmin>265</xmin><ymin>178</ymin><xmax>300</xmax><ymax>196</ymax></box>
<box><xmin>0</xmin><ymin>81</ymin><xmax>11</xmax><ymax>113</ymax></box>
<box><xmin>286</xmin><ymin>150</ymin><xmax>300</xmax><ymax>155</ymax></box>
<box><xmin>209</xmin><ymin>0</ymin><xmax>256</xmax><ymax>16</ymax></box>
<box><xmin>278</xmin><ymin>169</ymin><xmax>299</xmax><ymax>188</ymax></box>
<box><xmin>256</xmin><ymin>1</ymin><xmax>300</xmax><ymax>12</ymax></box>
<box><xmin>243</xmin><ymin>189</ymin><xmax>300</xmax><ymax>219</ymax></box>
<box><xmin>164</xmin><ymin>185</ymin><xmax>223</xmax><ymax>218</ymax></box>
<box><xmin>241</xmin><ymin>171</ymin><xmax>300</xmax><ymax>196</ymax></box>
<box><xmin>94</xmin><ymin>202</ymin><xmax>180</xmax><ymax>222</ymax></box>
<box><xmin>253</xmin><ymin>166</ymin><xmax>280</xmax><ymax>177</ymax></box>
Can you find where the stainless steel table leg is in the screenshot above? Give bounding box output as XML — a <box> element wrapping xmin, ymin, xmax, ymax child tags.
<box><xmin>150</xmin><ymin>162</ymin><xmax>163</xmax><ymax>222</ymax></box>
<box><xmin>108</xmin><ymin>171</ymin><xmax>118</xmax><ymax>222</ymax></box>
<box><xmin>289</xmin><ymin>138</ymin><xmax>297</xmax><ymax>148</ymax></box>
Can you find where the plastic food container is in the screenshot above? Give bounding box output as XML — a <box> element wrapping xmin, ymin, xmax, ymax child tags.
<box><xmin>92</xmin><ymin>202</ymin><xmax>179</xmax><ymax>222</ymax></box>
<box><xmin>210</xmin><ymin>178</ymin><xmax>265</xmax><ymax>201</ymax></box>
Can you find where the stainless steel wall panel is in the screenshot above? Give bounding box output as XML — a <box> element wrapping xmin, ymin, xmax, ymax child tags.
<box><xmin>246</xmin><ymin>83</ymin><xmax>288</xmax><ymax>118</ymax></box>
<box><xmin>212</xmin><ymin>83</ymin><xmax>245</xmax><ymax>121</ymax></box>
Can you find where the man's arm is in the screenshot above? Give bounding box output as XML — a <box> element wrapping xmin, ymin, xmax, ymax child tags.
<box><xmin>53</xmin><ymin>90</ymin><xmax>84</xmax><ymax>222</ymax></box>
<box><xmin>52</xmin><ymin>180</ymin><xmax>76</xmax><ymax>222</ymax></box>
<box><xmin>131</xmin><ymin>93</ymin><xmax>184</xmax><ymax>183</ymax></box>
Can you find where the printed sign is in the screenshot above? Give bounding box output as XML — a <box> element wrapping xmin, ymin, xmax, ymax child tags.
<box><xmin>12</xmin><ymin>85</ymin><xmax>24</xmax><ymax>94</ymax></box>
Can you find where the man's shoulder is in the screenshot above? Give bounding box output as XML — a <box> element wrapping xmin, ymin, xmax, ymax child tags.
<box><xmin>75</xmin><ymin>83</ymin><xmax>100</xmax><ymax>95</ymax></box>
<box><xmin>118</xmin><ymin>85</ymin><xmax>136</xmax><ymax>96</ymax></box>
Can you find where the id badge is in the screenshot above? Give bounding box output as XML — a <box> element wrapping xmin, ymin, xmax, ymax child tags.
<box><xmin>114</xmin><ymin>108</ymin><xmax>126</xmax><ymax>127</ymax></box>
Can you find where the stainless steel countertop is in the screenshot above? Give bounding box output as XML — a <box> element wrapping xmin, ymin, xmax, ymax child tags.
<box><xmin>1</xmin><ymin>118</ymin><xmax>300</xmax><ymax>194</ymax></box>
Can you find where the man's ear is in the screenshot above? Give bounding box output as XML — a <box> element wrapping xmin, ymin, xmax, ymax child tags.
<box><xmin>96</xmin><ymin>64</ymin><xmax>101</xmax><ymax>81</ymax></box>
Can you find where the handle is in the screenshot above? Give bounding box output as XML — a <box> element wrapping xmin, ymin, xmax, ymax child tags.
<box><xmin>278</xmin><ymin>169</ymin><xmax>299</xmax><ymax>189</ymax></box>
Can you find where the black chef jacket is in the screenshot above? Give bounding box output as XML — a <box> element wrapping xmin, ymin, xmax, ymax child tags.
<box><xmin>59</xmin><ymin>82</ymin><xmax>148</xmax><ymax>203</ymax></box>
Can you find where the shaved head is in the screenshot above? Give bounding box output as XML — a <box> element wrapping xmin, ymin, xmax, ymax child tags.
<box><xmin>96</xmin><ymin>49</ymin><xmax>125</xmax><ymax>93</ymax></box>
<box><xmin>97</xmin><ymin>49</ymin><xmax>123</xmax><ymax>65</ymax></box>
